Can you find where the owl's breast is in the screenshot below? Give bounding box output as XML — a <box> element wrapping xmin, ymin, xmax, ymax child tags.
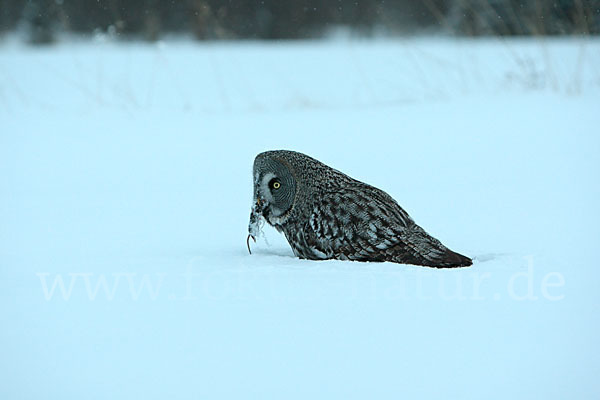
<box><xmin>276</xmin><ymin>212</ymin><xmax>332</xmax><ymax>260</ymax></box>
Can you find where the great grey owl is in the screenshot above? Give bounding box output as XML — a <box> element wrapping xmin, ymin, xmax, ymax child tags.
<box><xmin>248</xmin><ymin>150</ymin><xmax>471</xmax><ymax>268</ymax></box>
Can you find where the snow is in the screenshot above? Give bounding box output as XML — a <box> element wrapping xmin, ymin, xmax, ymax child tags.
<box><xmin>1</xmin><ymin>37</ymin><xmax>599</xmax><ymax>399</ymax></box>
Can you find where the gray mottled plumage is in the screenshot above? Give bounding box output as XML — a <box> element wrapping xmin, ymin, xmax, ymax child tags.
<box><xmin>249</xmin><ymin>150</ymin><xmax>471</xmax><ymax>268</ymax></box>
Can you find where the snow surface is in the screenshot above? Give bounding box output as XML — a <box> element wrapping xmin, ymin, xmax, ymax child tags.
<box><xmin>1</xmin><ymin>37</ymin><xmax>599</xmax><ymax>399</ymax></box>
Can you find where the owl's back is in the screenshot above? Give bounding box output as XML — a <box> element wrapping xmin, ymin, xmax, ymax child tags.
<box><xmin>261</xmin><ymin>150</ymin><xmax>472</xmax><ymax>268</ymax></box>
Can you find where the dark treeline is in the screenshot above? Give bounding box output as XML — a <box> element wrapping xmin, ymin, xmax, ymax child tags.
<box><xmin>1</xmin><ymin>0</ymin><xmax>598</xmax><ymax>44</ymax></box>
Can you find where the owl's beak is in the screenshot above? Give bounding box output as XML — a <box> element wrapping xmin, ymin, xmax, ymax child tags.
<box><xmin>253</xmin><ymin>195</ymin><xmax>268</xmax><ymax>214</ymax></box>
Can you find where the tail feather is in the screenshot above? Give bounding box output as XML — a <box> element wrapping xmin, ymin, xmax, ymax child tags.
<box><xmin>387</xmin><ymin>226</ymin><xmax>472</xmax><ymax>268</ymax></box>
<box><xmin>436</xmin><ymin>249</ymin><xmax>472</xmax><ymax>268</ymax></box>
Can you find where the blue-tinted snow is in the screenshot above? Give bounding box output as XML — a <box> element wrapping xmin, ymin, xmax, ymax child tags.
<box><xmin>1</xmin><ymin>38</ymin><xmax>599</xmax><ymax>399</ymax></box>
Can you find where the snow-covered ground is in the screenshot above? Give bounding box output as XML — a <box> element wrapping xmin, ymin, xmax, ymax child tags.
<box><xmin>1</xmin><ymin>36</ymin><xmax>599</xmax><ymax>399</ymax></box>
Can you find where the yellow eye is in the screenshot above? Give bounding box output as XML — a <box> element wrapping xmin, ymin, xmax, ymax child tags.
<box><xmin>269</xmin><ymin>178</ymin><xmax>281</xmax><ymax>190</ymax></box>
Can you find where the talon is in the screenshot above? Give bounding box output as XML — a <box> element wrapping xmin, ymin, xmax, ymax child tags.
<box><xmin>247</xmin><ymin>234</ymin><xmax>256</xmax><ymax>255</ymax></box>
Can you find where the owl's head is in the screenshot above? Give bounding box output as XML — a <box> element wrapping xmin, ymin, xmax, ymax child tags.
<box><xmin>252</xmin><ymin>151</ymin><xmax>298</xmax><ymax>221</ymax></box>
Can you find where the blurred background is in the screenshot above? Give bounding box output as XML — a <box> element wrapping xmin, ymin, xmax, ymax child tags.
<box><xmin>1</xmin><ymin>0</ymin><xmax>599</xmax><ymax>44</ymax></box>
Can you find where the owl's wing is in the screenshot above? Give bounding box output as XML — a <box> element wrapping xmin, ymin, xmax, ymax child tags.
<box><xmin>385</xmin><ymin>224</ymin><xmax>472</xmax><ymax>267</ymax></box>
<box><xmin>306</xmin><ymin>185</ymin><xmax>471</xmax><ymax>267</ymax></box>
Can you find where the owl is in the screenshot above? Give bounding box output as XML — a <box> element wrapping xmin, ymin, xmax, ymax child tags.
<box><xmin>248</xmin><ymin>150</ymin><xmax>472</xmax><ymax>268</ymax></box>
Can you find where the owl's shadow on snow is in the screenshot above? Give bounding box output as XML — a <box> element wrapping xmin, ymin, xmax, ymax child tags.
<box><xmin>472</xmin><ymin>253</ymin><xmax>512</xmax><ymax>263</ymax></box>
<box><xmin>247</xmin><ymin>246</ymin><xmax>295</xmax><ymax>259</ymax></box>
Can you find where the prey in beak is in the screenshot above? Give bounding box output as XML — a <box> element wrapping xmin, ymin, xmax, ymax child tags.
<box><xmin>247</xmin><ymin>197</ymin><xmax>267</xmax><ymax>254</ymax></box>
